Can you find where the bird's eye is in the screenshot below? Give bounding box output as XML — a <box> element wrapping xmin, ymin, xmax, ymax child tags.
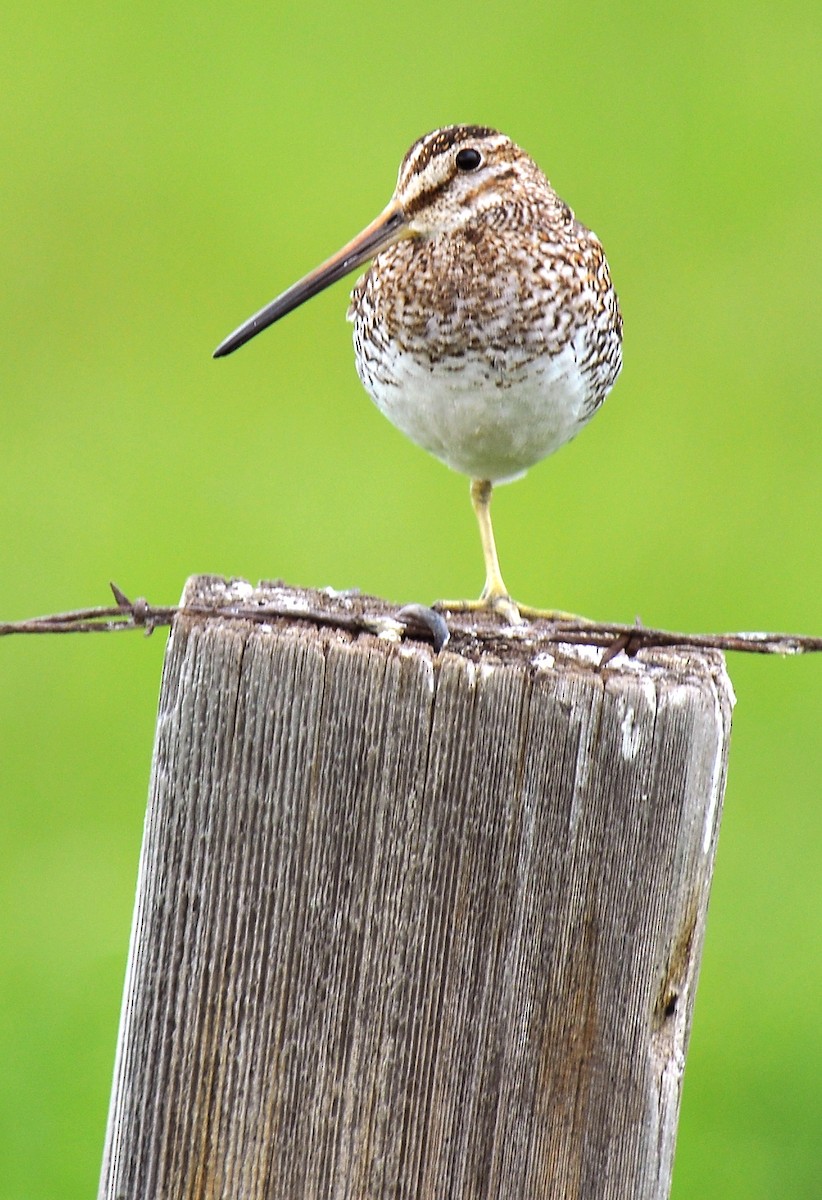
<box><xmin>455</xmin><ymin>147</ymin><xmax>482</xmax><ymax>172</ymax></box>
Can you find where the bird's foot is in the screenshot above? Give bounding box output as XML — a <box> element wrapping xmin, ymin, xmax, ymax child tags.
<box><xmin>514</xmin><ymin>603</ymin><xmax>595</xmax><ymax>626</ymax></box>
<box><xmin>434</xmin><ymin>596</ymin><xmax>597</xmax><ymax>628</ymax></box>
<box><xmin>434</xmin><ymin>591</ymin><xmax>524</xmax><ymax>625</ymax></box>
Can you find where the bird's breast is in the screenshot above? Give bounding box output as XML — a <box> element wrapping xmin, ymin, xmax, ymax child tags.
<box><xmin>346</xmin><ymin>223</ymin><xmax>622</xmax><ymax>482</ymax></box>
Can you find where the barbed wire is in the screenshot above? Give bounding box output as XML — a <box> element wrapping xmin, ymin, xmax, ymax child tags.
<box><xmin>2</xmin><ymin>581</ymin><xmax>822</xmax><ymax>662</ymax></box>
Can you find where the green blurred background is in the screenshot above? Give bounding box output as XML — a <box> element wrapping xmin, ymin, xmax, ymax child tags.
<box><xmin>2</xmin><ymin>1</ymin><xmax>820</xmax><ymax>1195</ymax></box>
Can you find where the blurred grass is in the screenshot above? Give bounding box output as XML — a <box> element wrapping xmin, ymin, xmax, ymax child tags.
<box><xmin>1</xmin><ymin>1</ymin><xmax>821</xmax><ymax>1196</ymax></box>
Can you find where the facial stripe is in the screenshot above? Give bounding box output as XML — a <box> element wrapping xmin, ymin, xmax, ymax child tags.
<box><xmin>402</xmin><ymin>170</ymin><xmax>508</xmax><ymax>218</ymax></box>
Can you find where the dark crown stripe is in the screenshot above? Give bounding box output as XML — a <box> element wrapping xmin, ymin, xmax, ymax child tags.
<box><xmin>401</xmin><ymin>125</ymin><xmax>499</xmax><ymax>180</ymax></box>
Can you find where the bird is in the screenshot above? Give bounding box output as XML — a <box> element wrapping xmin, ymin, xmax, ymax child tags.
<box><xmin>214</xmin><ymin>125</ymin><xmax>622</xmax><ymax>623</ymax></box>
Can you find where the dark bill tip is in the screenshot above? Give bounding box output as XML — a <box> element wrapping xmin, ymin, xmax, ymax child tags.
<box><xmin>212</xmin><ymin>203</ymin><xmax>407</xmax><ymax>359</ymax></box>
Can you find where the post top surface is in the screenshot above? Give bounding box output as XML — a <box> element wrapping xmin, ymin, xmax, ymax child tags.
<box><xmin>178</xmin><ymin>575</ymin><xmax>734</xmax><ymax>705</ymax></box>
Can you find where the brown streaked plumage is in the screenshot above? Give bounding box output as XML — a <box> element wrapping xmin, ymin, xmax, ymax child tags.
<box><xmin>214</xmin><ymin>125</ymin><xmax>622</xmax><ymax>622</ymax></box>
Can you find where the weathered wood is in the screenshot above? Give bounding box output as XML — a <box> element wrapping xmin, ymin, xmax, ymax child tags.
<box><xmin>99</xmin><ymin>576</ymin><xmax>733</xmax><ymax>1200</ymax></box>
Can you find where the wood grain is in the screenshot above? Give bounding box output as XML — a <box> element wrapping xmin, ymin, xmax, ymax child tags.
<box><xmin>99</xmin><ymin>577</ymin><xmax>733</xmax><ymax>1200</ymax></box>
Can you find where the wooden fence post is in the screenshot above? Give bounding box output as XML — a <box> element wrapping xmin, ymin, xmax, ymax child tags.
<box><xmin>99</xmin><ymin>575</ymin><xmax>733</xmax><ymax>1200</ymax></box>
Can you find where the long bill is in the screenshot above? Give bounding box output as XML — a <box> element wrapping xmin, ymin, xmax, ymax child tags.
<box><xmin>213</xmin><ymin>201</ymin><xmax>408</xmax><ymax>358</ymax></box>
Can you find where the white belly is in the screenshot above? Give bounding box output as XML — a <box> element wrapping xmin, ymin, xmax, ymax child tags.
<box><xmin>353</xmin><ymin>325</ymin><xmax>599</xmax><ymax>484</ymax></box>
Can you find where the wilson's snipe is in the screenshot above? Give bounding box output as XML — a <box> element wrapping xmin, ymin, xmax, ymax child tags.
<box><xmin>214</xmin><ymin>125</ymin><xmax>622</xmax><ymax>623</ymax></box>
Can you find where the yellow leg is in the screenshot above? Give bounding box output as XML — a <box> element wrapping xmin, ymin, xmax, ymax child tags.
<box><xmin>436</xmin><ymin>479</ymin><xmax>522</xmax><ymax>624</ymax></box>
<box><xmin>471</xmin><ymin>479</ymin><xmax>519</xmax><ymax>617</ymax></box>
<box><xmin>434</xmin><ymin>479</ymin><xmax>594</xmax><ymax>626</ymax></box>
